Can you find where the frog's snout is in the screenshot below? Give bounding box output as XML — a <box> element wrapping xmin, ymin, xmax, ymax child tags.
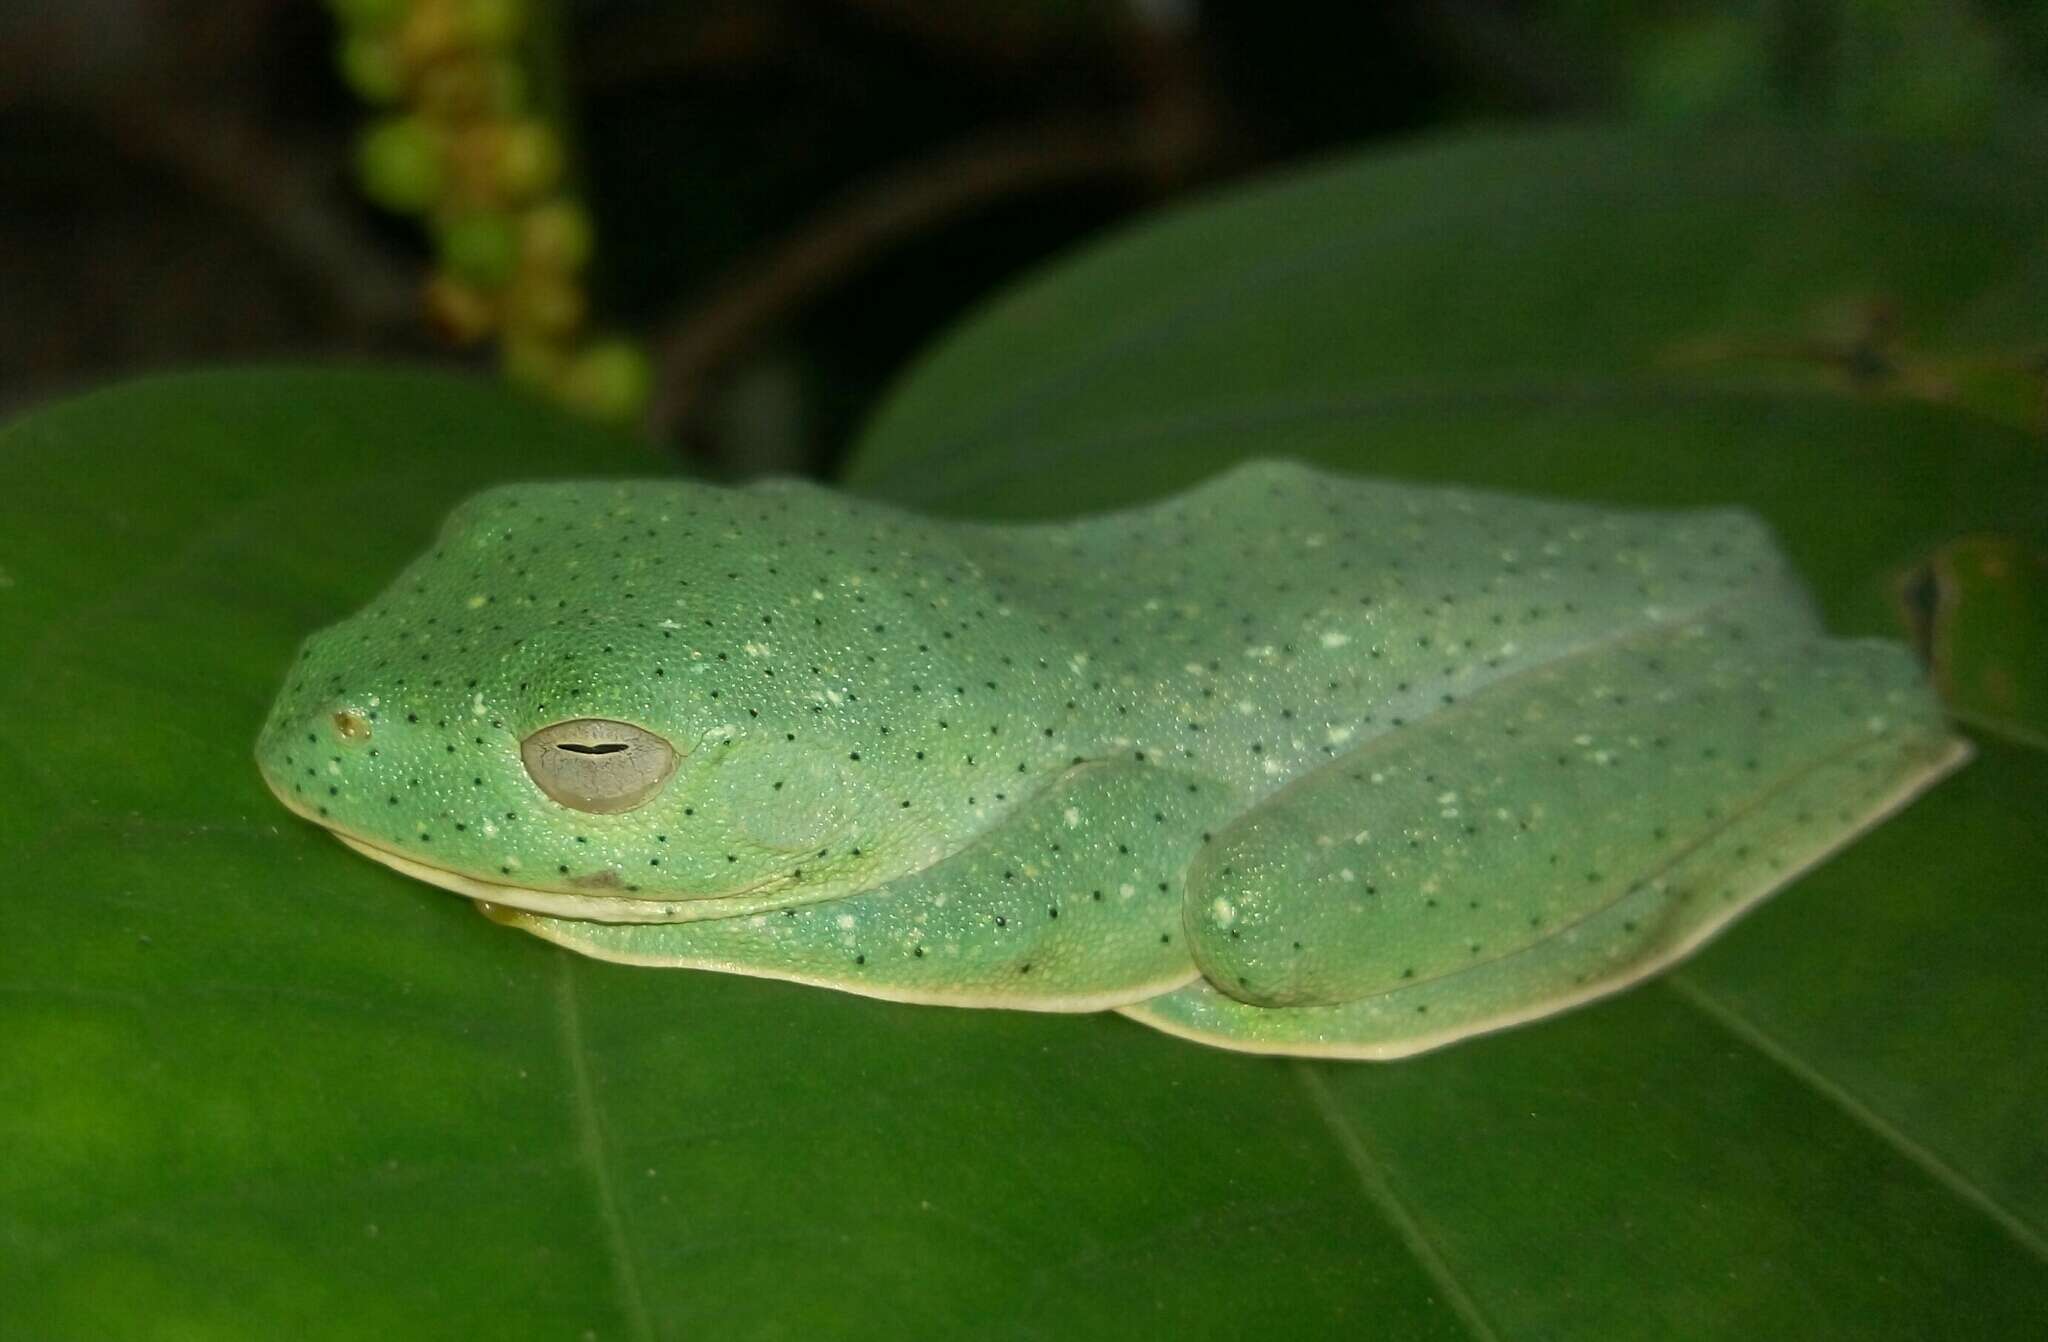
<box><xmin>520</xmin><ymin>718</ymin><xmax>679</xmax><ymax>815</ymax></box>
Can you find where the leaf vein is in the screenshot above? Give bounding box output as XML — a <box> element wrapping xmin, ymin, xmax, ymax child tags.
<box><xmin>1666</xmin><ymin>974</ymin><xmax>2048</xmax><ymax>1265</ymax></box>
<box><xmin>556</xmin><ymin>959</ymin><xmax>657</xmax><ymax>1342</ymax></box>
<box><xmin>1292</xmin><ymin>1061</ymin><xmax>1501</xmax><ymax>1342</ymax></box>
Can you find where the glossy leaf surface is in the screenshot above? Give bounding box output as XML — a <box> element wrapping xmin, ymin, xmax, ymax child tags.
<box><xmin>7</xmin><ymin>125</ymin><xmax>2047</xmax><ymax>1337</ymax></box>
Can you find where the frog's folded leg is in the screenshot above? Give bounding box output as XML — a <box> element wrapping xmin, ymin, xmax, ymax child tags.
<box><xmin>1119</xmin><ymin>611</ymin><xmax>1967</xmax><ymax>1060</ymax></box>
<box><xmin>486</xmin><ymin>758</ymin><xmax>1236</xmax><ymax>1011</ymax></box>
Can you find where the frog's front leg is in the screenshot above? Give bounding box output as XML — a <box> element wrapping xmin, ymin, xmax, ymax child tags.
<box><xmin>489</xmin><ymin>759</ymin><xmax>1239</xmax><ymax>1010</ymax></box>
<box><xmin>1122</xmin><ymin>615</ymin><xmax>1966</xmax><ymax>1059</ymax></box>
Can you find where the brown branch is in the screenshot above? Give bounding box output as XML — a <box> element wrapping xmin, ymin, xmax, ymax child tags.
<box><xmin>83</xmin><ymin>96</ymin><xmax>419</xmax><ymax>338</ymax></box>
<box><xmin>647</xmin><ymin>111</ymin><xmax>1199</xmax><ymax>440</ymax></box>
<box><xmin>572</xmin><ymin>6</ymin><xmax>796</xmax><ymax>93</ymax></box>
<box><xmin>827</xmin><ymin>0</ymin><xmax>1107</xmax><ymax>75</ymax></box>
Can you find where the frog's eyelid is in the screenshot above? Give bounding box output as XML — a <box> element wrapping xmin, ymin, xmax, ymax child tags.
<box><xmin>521</xmin><ymin>719</ymin><xmax>678</xmax><ymax>814</ymax></box>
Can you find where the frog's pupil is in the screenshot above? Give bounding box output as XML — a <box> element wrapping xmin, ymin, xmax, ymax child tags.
<box><xmin>557</xmin><ymin>742</ymin><xmax>630</xmax><ymax>755</ymax></box>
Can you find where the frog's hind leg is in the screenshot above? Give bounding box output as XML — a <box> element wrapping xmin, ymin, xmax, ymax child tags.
<box><xmin>1122</xmin><ymin>614</ymin><xmax>1966</xmax><ymax>1060</ymax></box>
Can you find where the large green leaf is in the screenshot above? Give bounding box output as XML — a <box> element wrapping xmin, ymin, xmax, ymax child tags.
<box><xmin>6</xmin><ymin>124</ymin><xmax>2046</xmax><ymax>1340</ymax></box>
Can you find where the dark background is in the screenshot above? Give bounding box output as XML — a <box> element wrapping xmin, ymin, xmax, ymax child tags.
<box><xmin>5</xmin><ymin>0</ymin><xmax>2045</xmax><ymax>471</ymax></box>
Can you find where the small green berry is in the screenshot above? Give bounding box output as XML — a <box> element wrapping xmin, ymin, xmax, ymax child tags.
<box><xmin>520</xmin><ymin>199</ymin><xmax>593</xmax><ymax>273</ymax></box>
<box><xmin>356</xmin><ymin>117</ymin><xmax>444</xmax><ymax>213</ymax></box>
<box><xmin>417</xmin><ymin>54</ymin><xmax>527</xmax><ymax>119</ymax></box>
<box><xmin>397</xmin><ymin>0</ymin><xmax>466</xmax><ymax>69</ymax></box>
<box><xmin>337</xmin><ymin>33</ymin><xmax>404</xmax><ymax>105</ymax></box>
<box><xmin>422</xmin><ymin>274</ymin><xmax>498</xmax><ymax>345</ymax></box>
<box><xmin>559</xmin><ymin>339</ymin><xmax>652</xmax><ymax>426</ymax></box>
<box><xmin>493</xmin><ymin>121</ymin><xmax>563</xmax><ymax>200</ymax></box>
<box><xmin>435</xmin><ymin>212</ymin><xmax>521</xmax><ymax>288</ymax></box>
<box><xmin>505</xmin><ymin>272</ymin><xmax>586</xmax><ymax>337</ymax></box>
<box><xmin>460</xmin><ymin>0</ymin><xmax>526</xmax><ymax>47</ymax></box>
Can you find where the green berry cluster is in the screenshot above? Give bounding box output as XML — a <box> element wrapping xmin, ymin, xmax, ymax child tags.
<box><xmin>330</xmin><ymin>0</ymin><xmax>650</xmax><ymax>426</ymax></box>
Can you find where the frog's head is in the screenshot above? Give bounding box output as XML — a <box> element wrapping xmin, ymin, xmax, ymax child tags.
<box><xmin>255</xmin><ymin>482</ymin><xmax>915</xmax><ymax>922</ymax></box>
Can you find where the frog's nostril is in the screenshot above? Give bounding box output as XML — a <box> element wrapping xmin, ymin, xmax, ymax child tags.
<box><xmin>331</xmin><ymin>710</ymin><xmax>373</xmax><ymax>743</ymax></box>
<box><xmin>522</xmin><ymin>718</ymin><xmax>678</xmax><ymax>813</ymax></box>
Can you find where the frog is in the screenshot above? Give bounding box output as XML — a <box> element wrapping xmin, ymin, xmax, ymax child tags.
<box><xmin>256</xmin><ymin>459</ymin><xmax>1967</xmax><ymax>1058</ymax></box>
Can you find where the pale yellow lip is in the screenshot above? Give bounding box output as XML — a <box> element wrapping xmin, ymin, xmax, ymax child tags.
<box><xmin>326</xmin><ymin>831</ymin><xmax>737</xmax><ymax>923</ymax></box>
<box><xmin>259</xmin><ymin>764</ymin><xmax>790</xmax><ymax>924</ymax></box>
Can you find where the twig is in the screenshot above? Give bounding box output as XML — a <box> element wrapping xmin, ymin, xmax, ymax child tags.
<box><xmin>646</xmin><ymin>111</ymin><xmax>1189</xmax><ymax>440</ymax></box>
<box><xmin>83</xmin><ymin>96</ymin><xmax>418</xmax><ymax>337</ymax></box>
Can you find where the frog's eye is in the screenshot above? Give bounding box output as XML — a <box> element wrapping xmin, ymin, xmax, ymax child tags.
<box><xmin>520</xmin><ymin>719</ymin><xmax>678</xmax><ymax>814</ymax></box>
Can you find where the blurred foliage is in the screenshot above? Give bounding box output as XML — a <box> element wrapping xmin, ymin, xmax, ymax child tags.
<box><xmin>2</xmin><ymin>0</ymin><xmax>2044</xmax><ymax>462</ymax></box>
<box><xmin>1551</xmin><ymin>0</ymin><xmax>2035</xmax><ymax>133</ymax></box>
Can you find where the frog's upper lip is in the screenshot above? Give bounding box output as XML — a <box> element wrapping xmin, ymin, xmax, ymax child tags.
<box><xmin>257</xmin><ymin>763</ymin><xmax>795</xmax><ymax>924</ymax></box>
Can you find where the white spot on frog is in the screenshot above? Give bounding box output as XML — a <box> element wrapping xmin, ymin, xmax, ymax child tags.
<box><xmin>471</xmin><ymin>691</ymin><xmax>488</xmax><ymax>718</ymax></box>
<box><xmin>1319</xmin><ymin>631</ymin><xmax>1351</xmax><ymax>649</ymax></box>
<box><xmin>1211</xmin><ymin>897</ymin><xmax>1238</xmax><ymax>927</ymax></box>
<box><xmin>1062</xmin><ymin>806</ymin><xmax>1080</xmax><ymax>828</ymax></box>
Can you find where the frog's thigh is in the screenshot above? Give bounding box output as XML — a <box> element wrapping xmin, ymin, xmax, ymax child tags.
<box><xmin>1131</xmin><ymin>622</ymin><xmax>1966</xmax><ymax>1059</ymax></box>
<box><xmin>493</xmin><ymin>759</ymin><xmax>1233</xmax><ymax>1011</ymax></box>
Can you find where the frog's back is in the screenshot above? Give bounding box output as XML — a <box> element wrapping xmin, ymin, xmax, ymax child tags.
<box><xmin>940</xmin><ymin>459</ymin><xmax>1804</xmax><ymax>797</ymax></box>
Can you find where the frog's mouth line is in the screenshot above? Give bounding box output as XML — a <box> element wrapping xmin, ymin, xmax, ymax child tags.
<box><xmin>261</xmin><ymin>769</ymin><xmax>796</xmax><ymax>924</ymax></box>
<box><xmin>327</xmin><ymin>831</ymin><xmax>775</xmax><ymax>923</ymax></box>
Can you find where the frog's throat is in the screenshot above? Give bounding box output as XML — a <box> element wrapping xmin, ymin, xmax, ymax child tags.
<box><xmin>326</xmin><ymin>831</ymin><xmax>794</xmax><ymax>922</ymax></box>
<box><xmin>261</xmin><ymin>761</ymin><xmax>837</xmax><ymax>920</ymax></box>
